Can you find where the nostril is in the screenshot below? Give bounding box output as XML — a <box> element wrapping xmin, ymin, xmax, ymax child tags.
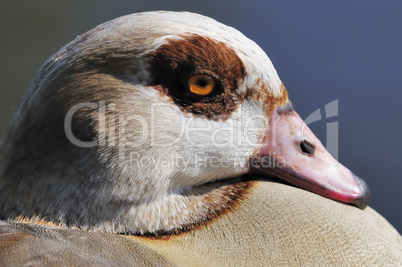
<box><xmin>300</xmin><ymin>140</ymin><xmax>316</xmax><ymax>155</ymax></box>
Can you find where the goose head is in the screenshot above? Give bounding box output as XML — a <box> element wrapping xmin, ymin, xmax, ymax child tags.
<box><xmin>0</xmin><ymin>11</ymin><xmax>369</xmax><ymax>235</ymax></box>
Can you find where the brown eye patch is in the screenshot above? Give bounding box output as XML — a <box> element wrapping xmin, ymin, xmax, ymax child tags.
<box><xmin>146</xmin><ymin>35</ymin><xmax>246</xmax><ymax>120</ymax></box>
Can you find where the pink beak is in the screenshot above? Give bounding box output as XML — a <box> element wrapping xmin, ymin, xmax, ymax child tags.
<box><xmin>251</xmin><ymin>102</ymin><xmax>370</xmax><ymax>209</ymax></box>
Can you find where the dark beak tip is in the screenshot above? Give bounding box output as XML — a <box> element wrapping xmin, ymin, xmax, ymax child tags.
<box><xmin>352</xmin><ymin>175</ymin><xmax>371</xmax><ymax>210</ymax></box>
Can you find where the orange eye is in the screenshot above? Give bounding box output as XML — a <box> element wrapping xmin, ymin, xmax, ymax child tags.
<box><xmin>188</xmin><ymin>74</ymin><xmax>215</xmax><ymax>96</ymax></box>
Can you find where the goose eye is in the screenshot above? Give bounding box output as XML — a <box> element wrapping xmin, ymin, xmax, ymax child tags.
<box><xmin>188</xmin><ymin>74</ymin><xmax>216</xmax><ymax>96</ymax></box>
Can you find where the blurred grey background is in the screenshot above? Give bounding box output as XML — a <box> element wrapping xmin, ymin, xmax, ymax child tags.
<box><xmin>0</xmin><ymin>1</ymin><xmax>401</xmax><ymax>232</ymax></box>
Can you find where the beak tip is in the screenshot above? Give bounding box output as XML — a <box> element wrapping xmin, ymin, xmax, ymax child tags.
<box><xmin>351</xmin><ymin>175</ymin><xmax>371</xmax><ymax>210</ymax></box>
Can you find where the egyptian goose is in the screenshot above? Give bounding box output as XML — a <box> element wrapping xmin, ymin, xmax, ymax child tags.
<box><xmin>0</xmin><ymin>11</ymin><xmax>401</xmax><ymax>266</ymax></box>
